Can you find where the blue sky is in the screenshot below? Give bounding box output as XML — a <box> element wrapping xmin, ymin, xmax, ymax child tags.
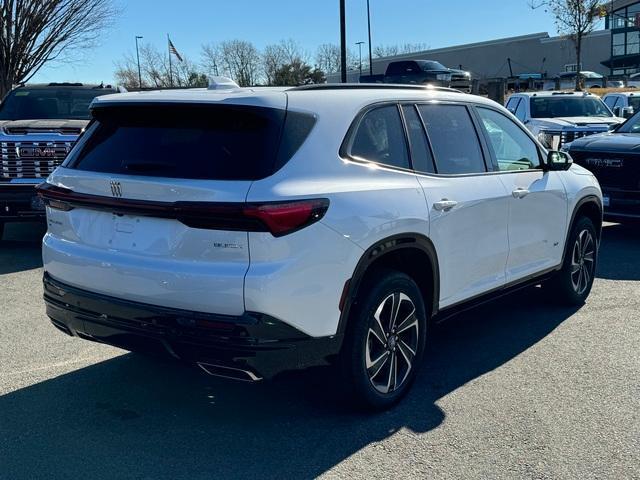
<box><xmin>32</xmin><ymin>0</ymin><xmax>558</xmax><ymax>84</ymax></box>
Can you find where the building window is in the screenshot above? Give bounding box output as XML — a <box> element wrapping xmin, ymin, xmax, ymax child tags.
<box><xmin>613</xmin><ymin>33</ymin><xmax>626</xmax><ymax>56</ymax></box>
<box><xmin>628</xmin><ymin>31</ymin><xmax>640</xmax><ymax>55</ymax></box>
<box><xmin>613</xmin><ymin>8</ymin><xmax>628</xmax><ymax>29</ymax></box>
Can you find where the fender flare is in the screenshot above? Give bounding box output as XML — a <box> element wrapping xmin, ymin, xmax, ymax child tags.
<box><xmin>561</xmin><ymin>194</ymin><xmax>603</xmax><ymax>265</ymax></box>
<box><xmin>337</xmin><ymin>233</ymin><xmax>440</xmax><ymax>335</ymax></box>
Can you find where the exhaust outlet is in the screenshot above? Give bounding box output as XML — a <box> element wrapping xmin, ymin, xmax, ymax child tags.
<box><xmin>197</xmin><ymin>362</ymin><xmax>262</xmax><ymax>382</ymax></box>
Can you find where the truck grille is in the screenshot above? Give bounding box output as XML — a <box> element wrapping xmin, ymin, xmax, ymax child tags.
<box><xmin>545</xmin><ymin>129</ymin><xmax>607</xmax><ymax>148</ymax></box>
<box><xmin>1</xmin><ymin>141</ymin><xmax>72</xmax><ymax>179</ymax></box>
<box><xmin>570</xmin><ymin>151</ymin><xmax>640</xmax><ymax>191</ymax></box>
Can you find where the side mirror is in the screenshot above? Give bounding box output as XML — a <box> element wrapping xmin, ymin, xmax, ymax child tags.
<box><xmin>544</xmin><ymin>150</ymin><xmax>573</xmax><ymax>171</ymax></box>
<box><xmin>622</xmin><ymin>106</ymin><xmax>635</xmax><ymax>118</ymax></box>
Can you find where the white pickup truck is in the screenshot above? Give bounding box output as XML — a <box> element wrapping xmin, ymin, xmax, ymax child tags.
<box><xmin>506</xmin><ymin>91</ymin><xmax>624</xmax><ymax>150</ymax></box>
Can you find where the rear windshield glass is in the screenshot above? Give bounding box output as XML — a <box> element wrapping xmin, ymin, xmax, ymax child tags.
<box><xmin>0</xmin><ymin>87</ymin><xmax>116</xmax><ymax>120</ymax></box>
<box><xmin>530</xmin><ymin>97</ymin><xmax>612</xmax><ymax>118</ymax></box>
<box><xmin>65</xmin><ymin>104</ymin><xmax>313</xmax><ymax>181</ymax></box>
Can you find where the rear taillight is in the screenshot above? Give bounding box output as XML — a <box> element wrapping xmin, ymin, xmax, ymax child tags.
<box><xmin>37</xmin><ymin>183</ymin><xmax>329</xmax><ymax>237</ymax></box>
<box><xmin>243</xmin><ymin>200</ymin><xmax>329</xmax><ymax>237</ymax></box>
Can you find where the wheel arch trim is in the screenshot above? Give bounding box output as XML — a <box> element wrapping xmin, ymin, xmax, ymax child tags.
<box><xmin>337</xmin><ymin>233</ymin><xmax>440</xmax><ymax>336</ymax></box>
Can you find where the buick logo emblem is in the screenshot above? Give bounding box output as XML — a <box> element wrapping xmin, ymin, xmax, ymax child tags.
<box><xmin>110</xmin><ymin>181</ymin><xmax>123</xmax><ymax>197</ymax></box>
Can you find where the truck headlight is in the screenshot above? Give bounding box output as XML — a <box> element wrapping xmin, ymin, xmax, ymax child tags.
<box><xmin>537</xmin><ymin>131</ymin><xmax>561</xmax><ymax>150</ymax></box>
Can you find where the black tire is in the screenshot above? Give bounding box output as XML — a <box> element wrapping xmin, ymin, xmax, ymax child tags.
<box><xmin>338</xmin><ymin>269</ymin><xmax>428</xmax><ymax>411</ymax></box>
<box><xmin>548</xmin><ymin>216</ymin><xmax>598</xmax><ymax>305</ymax></box>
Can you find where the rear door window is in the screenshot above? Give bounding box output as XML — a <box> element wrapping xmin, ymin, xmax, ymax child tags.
<box><xmin>349</xmin><ymin>105</ymin><xmax>410</xmax><ymax>170</ymax></box>
<box><xmin>418</xmin><ymin>104</ymin><xmax>486</xmax><ymax>174</ymax></box>
<box><xmin>66</xmin><ymin>105</ymin><xmax>301</xmax><ymax>181</ymax></box>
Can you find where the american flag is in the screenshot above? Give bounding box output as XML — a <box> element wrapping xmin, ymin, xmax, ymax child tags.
<box><xmin>168</xmin><ymin>38</ymin><xmax>183</xmax><ymax>62</ymax></box>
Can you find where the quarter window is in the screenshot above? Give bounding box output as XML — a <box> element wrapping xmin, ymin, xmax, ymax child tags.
<box><xmin>401</xmin><ymin>105</ymin><xmax>435</xmax><ymax>173</ymax></box>
<box><xmin>350</xmin><ymin>105</ymin><xmax>410</xmax><ymax>170</ymax></box>
<box><xmin>476</xmin><ymin>107</ymin><xmax>540</xmax><ymax>171</ymax></box>
<box><xmin>418</xmin><ymin>104</ymin><xmax>486</xmax><ymax>174</ymax></box>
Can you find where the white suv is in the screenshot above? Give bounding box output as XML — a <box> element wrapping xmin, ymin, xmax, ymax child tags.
<box><xmin>38</xmin><ymin>82</ymin><xmax>603</xmax><ymax>410</ymax></box>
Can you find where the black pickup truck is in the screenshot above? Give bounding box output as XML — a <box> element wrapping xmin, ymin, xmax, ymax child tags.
<box><xmin>360</xmin><ymin>60</ymin><xmax>472</xmax><ymax>92</ymax></box>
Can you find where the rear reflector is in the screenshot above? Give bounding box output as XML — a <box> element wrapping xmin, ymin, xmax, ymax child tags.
<box><xmin>37</xmin><ymin>183</ymin><xmax>329</xmax><ymax>237</ymax></box>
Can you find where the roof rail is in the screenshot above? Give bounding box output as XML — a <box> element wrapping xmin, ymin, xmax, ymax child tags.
<box><xmin>288</xmin><ymin>83</ymin><xmax>462</xmax><ymax>93</ymax></box>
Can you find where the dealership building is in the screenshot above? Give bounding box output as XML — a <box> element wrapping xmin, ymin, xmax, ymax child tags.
<box><xmin>328</xmin><ymin>1</ymin><xmax>640</xmax><ymax>83</ymax></box>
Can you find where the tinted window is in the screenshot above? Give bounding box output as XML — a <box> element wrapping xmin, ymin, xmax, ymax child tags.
<box><xmin>387</xmin><ymin>62</ymin><xmax>414</xmax><ymax>75</ymax></box>
<box><xmin>506</xmin><ymin>97</ymin><xmax>520</xmax><ymax>112</ymax></box>
<box><xmin>515</xmin><ymin>99</ymin><xmax>527</xmax><ymax>122</ymax></box>
<box><xmin>0</xmin><ymin>87</ymin><xmax>116</xmax><ymax>120</ymax></box>
<box><xmin>402</xmin><ymin>105</ymin><xmax>435</xmax><ymax>173</ymax></box>
<box><xmin>477</xmin><ymin>107</ymin><xmax>540</xmax><ymax>171</ymax></box>
<box><xmin>418</xmin><ymin>104</ymin><xmax>486</xmax><ymax>174</ymax></box>
<box><xmin>350</xmin><ymin>105</ymin><xmax>410</xmax><ymax>169</ymax></box>
<box><xmin>67</xmin><ymin>105</ymin><xmax>289</xmax><ymax>180</ymax></box>
<box><xmin>603</xmin><ymin>96</ymin><xmax>617</xmax><ymax>108</ymax></box>
<box><xmin>530</xmin><ymin>96</ymin><xmax>612</xmax><ymax>118</ymax></box>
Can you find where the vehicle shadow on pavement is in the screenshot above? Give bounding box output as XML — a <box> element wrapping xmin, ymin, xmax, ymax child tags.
<box><xmin>0</xmin><ymin>287</ymin><xmax>579</xmax><ymax>480</ymax></box>
<box><xmin>597</xmin><ymin>223</ymin><xmax>640</xmax><ymax>281</ymax></box>
<box><xmin>0</xmin><ymin>223</ymin><xmax>45</xmax><ymax>274</ymax></box>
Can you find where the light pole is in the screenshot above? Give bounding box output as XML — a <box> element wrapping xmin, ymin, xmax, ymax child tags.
<box><xmin>367</xmin><ymin>0</ymin><xmax>373</xmax><ymax>75</ymax></box>
<box><xmin>135</xmin><ymin>35</ymin><xmax>143</xmax><ymax>89</ymax></box>
<box><xmin>340</xmin><ymin>0</ymin><xmax>347</xmax><ymax>83</ymax></box>
<box><xmin>356</xmin><ymin>41</ymin><xmax>364</xmax><ymax>75</ymax></box>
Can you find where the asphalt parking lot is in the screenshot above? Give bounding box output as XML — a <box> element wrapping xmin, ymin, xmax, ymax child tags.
<box><xmin>0</xmin><ymin>222</ymin><xmax>638</xmax><ymax>480</ymax></box>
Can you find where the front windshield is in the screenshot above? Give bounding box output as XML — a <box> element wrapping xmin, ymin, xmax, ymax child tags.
<box><xmin>0</xmin><ymin>88</ymin><xmax>114</xmax><ymax>121</ymax></box>
<box><xmin>530</xmin><ymin>96</ymin><xmax>613</xmax><ymax>118</ymax></box>
<box><xmin>418</xmin><ymin>61</ymin><xmax>447</xmax><ymax>71</ymax></box>
<box><xmin>615</xmin><ymin>110</ymin><xmax>640</xmax><ymax>133</ymax></box>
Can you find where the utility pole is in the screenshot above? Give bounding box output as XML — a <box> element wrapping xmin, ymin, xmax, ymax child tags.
<box><xmin>135</xmin><ymin>35</ymin><xmax>143</xmax><ymax>89</ymax></box>
<box><xmin>340</xmin><ymin>0</ymin><xmax>347</xmax><ymax>83</ymax></box>
<box><xmin>367</xmin><ymin>0</ymin><xmax>373</xmax><ymax>75</ymax></box>
<box><xmin>356</xmin><ymin>41</ymin><xmax>364</xmax><ymax>75</ymax></box>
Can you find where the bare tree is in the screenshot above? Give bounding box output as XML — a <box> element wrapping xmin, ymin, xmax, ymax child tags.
<box><xmin>201</xmin><ymin>43</ymin><xmax>223</xmax><ymax>76</ymax></box>
<box><xmin>218</xmin><ymin>39</ymin><xmax>261</xmax><ymax>87</ymax></box>
<box><xmin>261</xmin><ymin>39</ymin><xmax>306</xmax><ymax>85</ymax></box>
<box><xmin>0</xmin><ymin>0</ymin><xmax>118</xmax><ymax>97</ymax></box>
<box><xmin>530</xmin><ymin>0</ymin><xmax>604</xmax><ymax>90</ymax></box>
<box><xmin>115</xmin><ymin>43</ymin><xmax>207</xmax><ymax>89</ymax></box>
<box><xmin>315</xmin><ymin>43</ymin><xmax>359</xmax><ymax>74</ymax></box>
<box><xmin>373</xmin><ymin>43</ymin><xmax>429</xmax><ymax>58</ymax></box>
<box><xmin>315</xmin><ymin>44</ymin><xmax>341</xmax><ymax>74</ymax></box>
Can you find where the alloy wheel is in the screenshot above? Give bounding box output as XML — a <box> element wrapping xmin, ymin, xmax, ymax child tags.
<box><xmin>365</xmin><ymin>292</ymin><xmax>420</xmax><ymax>394</ymax></box>
<box><xmin>570</xmin><ymin>229</ymin><xmax>595</xmax><ymax>295</ymax></box>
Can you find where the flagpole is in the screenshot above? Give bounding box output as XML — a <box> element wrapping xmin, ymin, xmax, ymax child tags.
<box><xmin>167</xmin><ymin>34</ymin><xmax>173</xmax><ymax>88</ymax></box>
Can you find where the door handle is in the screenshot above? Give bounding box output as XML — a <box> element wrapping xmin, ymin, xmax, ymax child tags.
<box><xmin>512</xmin><ymin>188</ymin><xmax>530</xmax><ymax>199</ymax></box>
<box><xmin>433</xmin><ymin>199</ymin><xmax>458</xmax><ymax>211</ymax></box>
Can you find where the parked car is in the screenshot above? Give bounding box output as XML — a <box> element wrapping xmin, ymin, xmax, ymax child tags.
<box><xmin>506</xmin><ymin>91</ymin><xmax>624</xmax><ymax>150</ymax></box>
<box><xmin>602</xmin><ymin>91</ymin><xmax>639</xmax><ymax>118</ymax></box>
<box><xmin>0</xmin><ymin>82</ymin><xmax>123</xmax><ymax>239</ymax></box>
<box><xmin>360</xmin><ymin>60</ymin><xmax>472</xmax><ymax>92</ymax></box>
<box><xmin>543</xmin><ymin>71</ymin><xmax>606</xmax><ymax>90</ymax></box>
<box><xmin>625</xmin><ymin>72</ymin><xmax>640</xmax><ymax>88</ymax></box>
<box><xmin>606</xmin><ymin>79</ymin><xmax>626</xmax><ymax>89</ymax></box>
<box><xmin>564</xmin><ymin>109</ymin><xmax>640</xmax><ymax>221</ymax></box>
<box><xmin>38</xmin><ymin>81</ymin><xmax>602</xmax><ymax>410</ymax></box>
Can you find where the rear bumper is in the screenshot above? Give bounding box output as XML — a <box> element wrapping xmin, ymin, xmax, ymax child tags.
<box><xmin>43</xmin><ymin>273</ymin><xmax>342</xmax><ymax>380</ymax></box>
<box><xmin>0</xmin><ymin>182</ymin><xmax>46</xmax><ymax>221</ymax></box>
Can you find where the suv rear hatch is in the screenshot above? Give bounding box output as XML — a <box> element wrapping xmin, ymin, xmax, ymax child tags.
<box><xmin>41</xmin><ymin>97</ymin><xmax>294</xmax><ymax>316</ymax></box>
